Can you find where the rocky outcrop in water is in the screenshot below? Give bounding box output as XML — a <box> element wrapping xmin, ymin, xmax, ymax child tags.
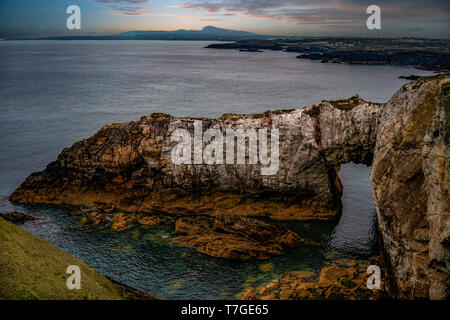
<box><xmin>10</xmin><ymin>96</ymin><xmax>381</xmax><ymax>221</ymax></box>
<box><xmin>371</xmin><ymin>75</ymin><xmax>449</xmax><ymax>299</ymax></box>
<box><xmin>0</xmin><ymin>212</ymin><xmax>37</xmax><ymax>224</ymax></box>
<box><xmin>296</xmin><ymin>50</ymin><xmax>450</xmax><ymax>71</ymax></box>
<box><xmin>172</xmin><ymin>215</ymin><xmax>303</xmax><ymax>260</ymax></box>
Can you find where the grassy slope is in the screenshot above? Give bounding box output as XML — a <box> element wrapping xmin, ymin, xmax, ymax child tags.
<box><xmin>0</xmin><ymin>217</ymin><xmax>140</xmax><ymax>300</ymax></box>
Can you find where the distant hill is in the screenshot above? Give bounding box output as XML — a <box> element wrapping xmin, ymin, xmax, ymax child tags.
<box><xmin>8</xmin><ymin>26</ymin><xmax>269</xmax><ymax>41</ymax></box>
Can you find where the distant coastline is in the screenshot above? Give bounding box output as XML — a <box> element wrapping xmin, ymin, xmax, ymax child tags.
<box><xmin>205</xmin><ymin>38</ymin><xmax>450</xmax><ymax>72</ymax></box>
<box><xmin>6</xmin><ymin>25</ymin><xmax>448</xmax><ymax>72</ymax></box>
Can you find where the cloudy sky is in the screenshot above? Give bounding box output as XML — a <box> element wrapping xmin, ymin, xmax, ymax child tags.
<box><xmin>1</xmin><ymin>0</ymin><xmax>449</xmax><ymax>38</ymax></box>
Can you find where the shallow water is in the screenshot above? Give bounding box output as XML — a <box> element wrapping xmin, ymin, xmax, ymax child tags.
<box><xmin>0</xmin><ymin>40</ymin><xmax>432</xmax><ymax>299</ymax></box>
<box><xmin>12</xmin><ymin>205</ymin><xmax>335</xmax><ymax>299</ymax></box>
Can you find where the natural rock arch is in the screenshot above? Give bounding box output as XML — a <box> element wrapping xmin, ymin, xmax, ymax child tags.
<box><xmin>10</xmin><ymin>75</ymin><xmax>449</xmax><ymax>299</ymax></box>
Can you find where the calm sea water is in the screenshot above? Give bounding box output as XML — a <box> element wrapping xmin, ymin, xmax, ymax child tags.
<box><xmin>0</xmin><ymin>40</ymin><xmax>435</xmax><ymax>299</ymax></box>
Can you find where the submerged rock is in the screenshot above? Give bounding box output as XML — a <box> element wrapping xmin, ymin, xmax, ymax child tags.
<box><xmin>171</xmin><ymin>215</ymin><xmax>304</xmax><ymax>260</ymax></box>
<box><xmin>8</xmin><ymin>74</ymin><xmax>450</xmax><ymax>299</ymax></box>
<box><xmin>110</xmin><ymin>214</ymin><xmax>131</xmax><ymax>232</ymax></box>
<box><xmin>10</xmin><ymin>97</ymin><xmax>382</xmax><ymax>221</ymax></box>
<box><xmin>138</xmin><ymin>215</ymin><xmax>161</xmax><ymax>226</ymax></box>
<box><xmin>399</xmin><ymin>75</ymin><xmax>421</xmax><ymax>81</ymax></box>
<box><xmin>241</xmin><ymin>288</ymin><xmax>257</xmax><ymax>300</ymax></box>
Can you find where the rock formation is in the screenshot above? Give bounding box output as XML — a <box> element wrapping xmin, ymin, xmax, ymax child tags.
<box><xmin>371</xmin><ymin>75</ymin><xmax>449</xmax><ymax>299</ymax></box>
<box><xmin>0</xmin><ymin>212</ymin><xmax>37</xmax><ymax>224</ymax></box>
<box><xmin>74</xmin><ymin>209</ymin><xmax>162</xmax><ymax>232</ymax></box>
<box><xmin>240</xmin><ymin>257</ymin><xmax>387</xmax><ymax>300</ymax></box>
<box><xmin>0</xmin><ymin>217</ymin><xmax>156</xmax><ymax>300</ymax></box>
<box><xmin>10</xmin><ymin>96</ymin><xmax>381</xmax><ymax>220</ymax></box>
<box><xmin>171</xmin><ymin>215</ymin><xmax>303</xmax><ymax>260</ymax></box>
<box><xmin>206</xmin><ymin>39</ymin><xmax>450</xmax><ymax>71</ymax></box>
<box><xmin>9</xmin><ymin>74</ymin><xmax>449</xmax><ymax>299</ymax></box>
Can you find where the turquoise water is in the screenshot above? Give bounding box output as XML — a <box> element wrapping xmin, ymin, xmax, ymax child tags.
<box><xmin>0</xmin><ymin>41</ymin><xmax>432</xmax><ymax>299</ymax></box>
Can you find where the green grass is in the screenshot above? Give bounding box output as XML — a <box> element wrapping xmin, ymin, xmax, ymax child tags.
<box><xmin>0</xmin><ymin>217</ymin><xmax>142</xmax><ymax>300</ymax></box>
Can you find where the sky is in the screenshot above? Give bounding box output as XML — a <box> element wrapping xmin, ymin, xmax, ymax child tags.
<box><xmin>0</xmin><ymin>0</ymin><xmax>449</xmax><ymax>38</ymax></box>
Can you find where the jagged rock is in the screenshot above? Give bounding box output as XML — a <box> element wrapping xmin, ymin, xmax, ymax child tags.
<box><xmin>110</xmin><ymin>213</ymin><xmax>136</xmax><ymax>232</ymax></box>
<box><xmin>241</xmin><ymin>288</ymin><xmax>257</xmax><ymax>300</ymax></box>
<box><xmin>258</xmin><ymin>286</ymin><xmax>270</xmax><ymax>296</ymax></box>
<box><xmin>371</xmin><ymin>75</ymin><xmax>450</xmax><ymax>299</ymax></box>
<box><xmin>74</xmin><ymin>208</ymin><xmax>161</xmax><ymax>230</ymax></box>
<box><xmin>79</xmin><ymin>210</ymin><xmax>108</xmax><ymax>225</ymax></box>
<box><xmin>171</xmin><ymin>215</ymin><xmax>304</xmax><ymax>260</ymax></box>
<box><xmin>318</xmin><ymin>265</ymin><xmax>352</xmax><ymax>287</ymax></box>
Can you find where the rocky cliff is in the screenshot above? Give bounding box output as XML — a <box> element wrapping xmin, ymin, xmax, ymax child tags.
<box><xmin>371</xmin><ymin>75</ymin><xmax>449</xmax><ymax>299</ymax></box>
<box><xmin>9</xmin><ymin>74</ymin><xmax>449</xmax><ymax>299</ymax></box>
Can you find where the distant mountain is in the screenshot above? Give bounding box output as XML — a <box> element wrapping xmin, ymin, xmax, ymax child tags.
<box><xmin>8</xmin><ymin>26</ymin><xmax>268</xmax><ymax>41</ymax></box>
<box><xmin>118</xmin><ymin>26</ymin><xmax>262</xmax><ymax>40</ymax></box>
